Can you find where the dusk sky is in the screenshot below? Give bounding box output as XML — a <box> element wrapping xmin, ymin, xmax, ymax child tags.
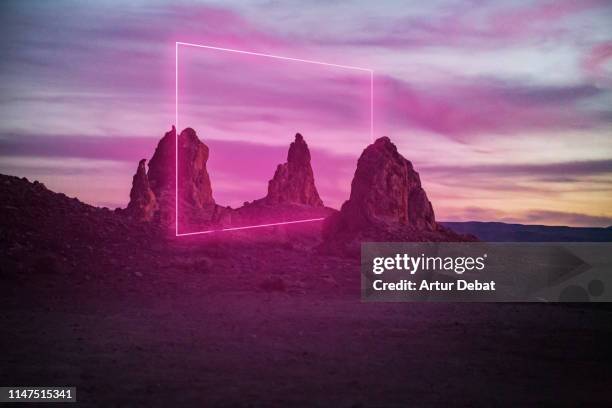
<box><xmin>1</xmin><ymin>0</ymin><xmax>611</xmax><ymax>226</ymax></box>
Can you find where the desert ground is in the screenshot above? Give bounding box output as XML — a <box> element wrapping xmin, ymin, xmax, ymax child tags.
<box><xmin>2</xmin><ymin>175</ymin><xmax>612</xmax><ymax>406</ymax></box>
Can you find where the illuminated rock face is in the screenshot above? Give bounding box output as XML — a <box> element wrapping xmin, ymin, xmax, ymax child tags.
<box><xmin>230</xmin><ymin>132</ymin><xmax>333</xmax><ymax>228</ymax></box>
<box><xmin>147</xmin><ymin>126</ymin><xmax>215</xmax><ymax>210</ymax></box>
<box><xmin>128</xmin><ymin>127</ymin><xmax>330</xmax><ymax>231</ymax></box>
<box><xmin>128</xmin><ymin>126</ymin><xmax>220</xmax><ymax>228</ymax></box>
<box><xmin>327</xmin><ymin>136</ymin><xmax>436</xmax><ymax>234</ymax></box>
<box><xmin>128</xmin><ymin>129</ymin><xmax>453</xmax><ymax>238</ymax></box>
<box><xmin>146</xmin><ymin>126</ymin><xmax>176</xmax><ymax>201</ymax></box>
<box><xmin>176</xmin><ymin>127</ymin><xmax>215</xmax><ymax>209</ymax></box>
<box><xmin>264</xmin><ymin>133</ymin><xmax>323</xmax><ymax>207</ymax></box>
<box><xmin>126</xmin><ymin>159</ymin><xmax>157</xmax><ymax>222</ymax></box>
<box><xmin>321</xmin><ymin>136</ymin><xmax>470</xmax><ymax>248</ymax></box>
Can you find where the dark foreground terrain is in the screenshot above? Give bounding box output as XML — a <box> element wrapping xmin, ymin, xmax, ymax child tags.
<box><xmin>1</xmin><ymin>174</ymin><xmax>612</xmax><ymax>406</ymax></box>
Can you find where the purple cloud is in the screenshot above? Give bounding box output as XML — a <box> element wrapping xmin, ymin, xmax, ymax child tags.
<box><xmin>583</xmin><ymin>41</ymin><xmax>612</xmax><ymax>85</ymax></box>
<box><xmin>376</xmin><ymin>75</ymin><xmax>610</xmax><ymax>138</ymax></box>
<box><xmin>440</xmin><ymin>206</ymin><xmax>612</xmax><ymax>227</ymax></box>
<box><xmin>519</xmin><ymin>209</ymin><xmax>612</xmax><ymax>227</ymax></box>
<box><xmin>0</xmin><ymin>133</ymin><xmax>161</xmax><ymax>164</ymax></box>
<box><xmin>421</xmin><ymin>159</ymin><xmax>612</xmax><ymax>178</ymax></box>
<box><xmin>324</xmin><ymin>0</ymin><xmax>611</xmax><ymax>49</ymax></box>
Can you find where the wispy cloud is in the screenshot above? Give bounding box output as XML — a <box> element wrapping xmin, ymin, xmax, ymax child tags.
<box><xmin>422</xmin><ymin>159</ymin><xmax>612</xmax><ymax>178</ymax></box>
<box><xmin>0</xmin><ymin>133</ymin><xmax>158</xmax><ymax>162</ymax></box>
<box><xmin>440</xmin><ymin>206</ymin><xmax>612</xmax><ymax>227</ymax></box>
<box><xmin>377</xmin><ymin>75</ymin><xmax>610</xmax><ymax>138</ymax></box>
<box><xmin>520</xmin><ymin>209</ymin><xmax>612</xmax><ymax>227</ymax></box>
<box><xmin>314</xmin><ymin>0</ymin><xmax>612</xmax><ymax>49</ymax></box>
<box><xmin>582</xmin><ymin>41</ymin><xmax>612</xmax><ymax>85</ymax></box>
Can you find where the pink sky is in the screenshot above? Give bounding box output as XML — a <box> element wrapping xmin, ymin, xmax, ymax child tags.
<box><xmin>177</xmin><ymin>43</ymin><xmax>372</xmax><ymax>208</ymax></box>
<box><xmin>0</xmin><ymin>0</ymin><xmax>611</xmax><ymax>226</ymax></box>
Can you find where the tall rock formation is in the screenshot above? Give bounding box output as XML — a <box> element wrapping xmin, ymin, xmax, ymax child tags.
<box><xmin>234</xmin><ymin>133</ymin><xmax>333</xmax><ymax>227</ymax></box>
<box><xmin>177</xmin><ymin>127</ymin><xmax>215</xmax><ymax>208</ymax></box>
<box><xmin>324</xmin><ymin>136</ymin><xmax>469</xmax><ymax>245</ymax></box>
<box><xmin>147</xmin><ymin>126</ymin><xmax>215</xmax><ymax>209</ymax></box>
<box><xmin>264</xmin><ymin>133</ymin><xmax>323</xmax><ymax>207</ymax></box>
<box><xmin>147</xmin><ymin>126</ymin><xmax>176</xmax><ymax>200</ymax></box>
<box><xmin>142</xmin><ymin>126</ymin><xmax>176</xmax><ymax>226</ymax></box>
<box><xmin>128</xmin><ymin>126</ymin><xmax>223</xmax><ymax>230</ymax></box>
<box><xmin>126</xmin><ymin>159</ymin><xmax>157</xmax><ymax>222</ymax></box>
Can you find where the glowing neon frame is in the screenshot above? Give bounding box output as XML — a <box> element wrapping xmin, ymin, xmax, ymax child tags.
<box><xmin>175</xmin><ymin>41</ymin><xmax>374</xmax><ymax>236</ymax></box>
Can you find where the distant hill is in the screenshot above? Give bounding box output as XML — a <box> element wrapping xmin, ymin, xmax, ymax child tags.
<box><xmin>442</xmin><ymin>221</ymin><xmax>612</xmax><ymax>242</ymax></box>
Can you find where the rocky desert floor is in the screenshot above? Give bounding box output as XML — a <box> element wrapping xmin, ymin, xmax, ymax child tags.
<box><xmin>1</xmin><ymin>174</ymin><xmax>612</xmax><ymax>406</ymax></box>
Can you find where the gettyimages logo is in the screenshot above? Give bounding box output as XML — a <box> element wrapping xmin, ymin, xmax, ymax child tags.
<box><xmin>361</xmin><ymin>243</ymin><xmax>612</xmax><ymax>302</ymax></box>
<box><xmin>372</xmin><ymin>253</ymin><xmax>487</xmax><ymax>275</ymax></box>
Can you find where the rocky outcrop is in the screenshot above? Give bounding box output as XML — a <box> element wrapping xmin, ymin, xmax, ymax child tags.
<box><xmin>323</xmin><ymin>136</ymin><xmax>471</xmax><ymax>246</ymax></box>
<box><xmin>264</xmin><ymin>133</ymin><xmax>323</xmax><ymax>207</ymax></box>
<box><xmin>144</xmin><ymin>126</ymin><xmax>177</xmax><ymax>226</ymax></box>
<box><xmin>147</xmin><ymin>126</ymin><xmax>176</xmax><ymax>199</ymax></box>
<box><xmin>147</xmin><ymin>126</ymin><xmax>215</xmax><ymax>209</ymax></box>
<box><xmin>129</xmin><ymin>128</ymin><xmax>465</xmax><ymax>242</ymax></box>
<box><xmin>126</xmin><ymin>159</ymin><xmax>157</xmax><ymax>222</ymax></box>
<box><xmin>128</xmin><ymin>126</ymin><xmax>225</xmax><ymax>230</ymax></box>
<box><xmin>232</xmin><ymin>133</ymin><xmax>333</xmax><ymax>228</ymax></box>
<box><xmin>176</xmin><ymin>127</ymin><xmax>215</xmax><ymax>208</ymax></box>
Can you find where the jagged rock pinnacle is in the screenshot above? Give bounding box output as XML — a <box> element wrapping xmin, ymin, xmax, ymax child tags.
<box><xmin>126</xmin><ymin>159</ymin><xmax>157</xmax><ymax>222</ymax></box>
<box><xmin>147</xmin><ymin>127</ymin><xmax>215</xmax><ymax>210</ymax></box>
<box><xmin>324</xmin><ymin>136</ymin><xmax>437</xmax><ymax>241</ymax></box>
<box><xmin>265</xmin><ymin>133</ymin><xmax>323</xmax><ymax>207</ymax></box>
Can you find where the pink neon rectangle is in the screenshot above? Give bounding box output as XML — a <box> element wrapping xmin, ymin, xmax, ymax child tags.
<box><xmin>175</xmin><ymin>41</ymin><xmax>374</xmax><ymax>236</ymax></box>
